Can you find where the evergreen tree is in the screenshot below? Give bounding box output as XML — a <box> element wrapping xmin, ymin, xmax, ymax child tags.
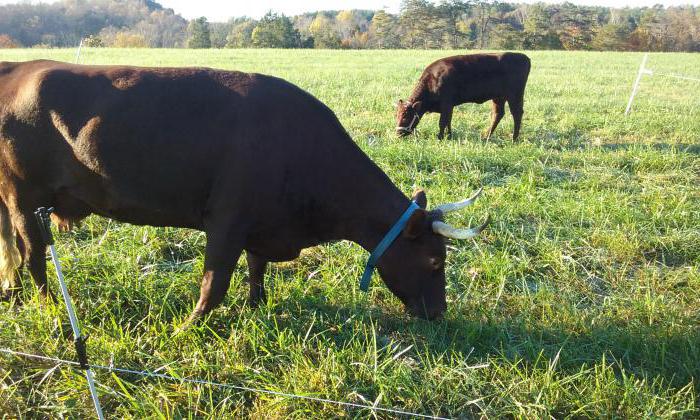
<box><xmin>187</xmin><ymin>17</ymin><xmax>211</xmax><ymax>48</ymax></box>
<box><xmin>251</xmin><ymin>11</ymin><xmax>300</xmax><ymax>48</ymax></box>
<box><xmin>370</xmin><ymin>10</ymin><xmax>399</xmax><ymax>48</ymax></box>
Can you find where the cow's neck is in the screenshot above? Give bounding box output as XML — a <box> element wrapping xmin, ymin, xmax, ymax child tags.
<box><xmin>408</xmin><ymin>88</ymin><xmax>436</xmax><ymax>117</ymax></box>
<box><xmin>407</xmin><ymin>90</ymin><xmax>425</xmax><ymax>105</ymax></box>
<box><xmin>303</xmin><ymin>128</ymin><xmax>414</xmax><ymax>253</ymax></box>
<box><xmin>331</xmin><ymin>166</ymin><xmax>412</xmax><ymax>254</ymax></box>
<box><xmin>408</xmin><ymin>75</ymin><xmax>431</xmax><ymax>104</ymax></box>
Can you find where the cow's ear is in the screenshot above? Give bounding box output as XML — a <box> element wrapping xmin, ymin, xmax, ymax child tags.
<box><xmin>411</xmin><ymin>189</ymin><xmax>427</xmax><ymax>209</ymax></box>
<box><xmin>396</xmin><ymin>99</ymin><xmax>404</xmax><ymax>108</ymax></box>
<box><xmin>403</xmin><ymin>209</ymin><xmax>427</xmax><ymax>239</ymax></box>
<box><xmin>412</xmin><ymin>101</ymin><xmax>423</xmax><ymax>113</ymax></box>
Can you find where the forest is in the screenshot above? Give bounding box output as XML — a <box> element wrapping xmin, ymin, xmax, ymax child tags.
<box><xmin>0</xmin><ymin>0</ymin><xmax>698</xmax><ymax>51</ymax></box>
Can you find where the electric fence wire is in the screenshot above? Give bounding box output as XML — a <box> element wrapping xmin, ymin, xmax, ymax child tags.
<box><xmin>0</xmin><ymin>347</ymin><xmax>453</xmax><ymax>420</ymax></box>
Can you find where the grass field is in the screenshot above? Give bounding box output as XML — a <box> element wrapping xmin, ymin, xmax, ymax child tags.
<box><xmin>0</xmin><ymin>48</ymin><xmax>698</xmax><ymax>418</ymax></box>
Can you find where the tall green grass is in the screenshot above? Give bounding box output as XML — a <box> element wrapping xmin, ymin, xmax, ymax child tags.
<box><xmin>0</xmin><ymin>49</ymin><xmax>698</xmax><ymax>418</ymax></box>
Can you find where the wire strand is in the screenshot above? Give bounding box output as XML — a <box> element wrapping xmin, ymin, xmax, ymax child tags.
<box><xmin>652</xmin><ymin>71</ymin><xmax>700</xmax><ymax>82</ymax></box>
<box><xmin>0</xmin><ymin>347</ymin><xmax>451</xmax><ymax>420</ymax></box>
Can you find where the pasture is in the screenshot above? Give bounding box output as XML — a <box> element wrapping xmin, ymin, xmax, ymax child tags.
<box><xmin>0</xmin><ymin>48</ymin><xmax>698</xmax><ymax>418</ymax></box>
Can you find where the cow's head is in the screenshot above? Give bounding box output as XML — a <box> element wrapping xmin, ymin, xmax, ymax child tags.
<box><xmin>377</xmin><ymin>188</ymin><xmax>489</xmax><ymax>320</ymax></box>
<box><xmin>395</xmin><ymin>100</ymin><xmax>423</xmax><ymax>136</ymax></box>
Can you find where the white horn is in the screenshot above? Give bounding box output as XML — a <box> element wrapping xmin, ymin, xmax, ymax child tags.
<box><xmin>432</xmin><ymin>214</ymin><xmax>491</xmax><ymax>240</ymax></box>
<box><xmin>433</xmin><ymin>187</ymin><xmax>484</xmax><ymax>214</ymax></box>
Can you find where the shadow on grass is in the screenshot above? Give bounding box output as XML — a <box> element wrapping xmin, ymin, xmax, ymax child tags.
<box><xmin>228</xmin><ymin>293</ymin><xmax>700</xmax><ymax>390</ymax></box>
<box><xmin>421</xmin><ymin>314</ymin><xmax>699</xmax><ymax>389</ymax></box>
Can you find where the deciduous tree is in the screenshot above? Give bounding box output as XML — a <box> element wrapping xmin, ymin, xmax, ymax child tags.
<box><xmin>0</xmin><ymin>34</ymin><xmax>20</xmax><ymax>48</ymax></box>
<box><xmin>226</xmin><ymin>18</ymin><xmax>256</xmax><ymax>48</ymax></box>
<box><xmin>309</xmin><ymin>14</ymin><xmax>341</xmax><ymax>48</ymax></box>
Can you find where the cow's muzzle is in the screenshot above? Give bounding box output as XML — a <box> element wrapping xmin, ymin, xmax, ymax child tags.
<box><xmin>396</xmin><ymin>127</ymin><xmax>413</xmax><ymax>136</ymax></box>
<box><xmin>405</xmin><ymin>300</ymin><xmax>446</xmax><ymax>321</ymax></box>
<box><xmin>396</xmin><ymin>114</ymin><xmax>419</xmax><ymax>136</ymax></box>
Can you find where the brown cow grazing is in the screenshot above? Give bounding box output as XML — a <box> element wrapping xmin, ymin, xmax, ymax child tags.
<box><xmin>0</xmin><ymin>60</ymin><xmax>490</xmax><ymax>325</ymax></box>
<box><xmin>396</xmin><ymin>52</ymin><xmax>531</xmax><ymax>140</ymax></box>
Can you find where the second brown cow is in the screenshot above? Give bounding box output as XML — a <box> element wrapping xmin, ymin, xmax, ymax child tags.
<box><xmin>396</xmin><ymin>52</ymin><xmax>531</xmax><ymax>140</ymax></box>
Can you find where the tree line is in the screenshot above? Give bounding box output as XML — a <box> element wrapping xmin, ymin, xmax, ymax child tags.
<box><xmin>0</xmin><ymin>0</ymin><xmax>698</xmax><ymax>52</ymax></box>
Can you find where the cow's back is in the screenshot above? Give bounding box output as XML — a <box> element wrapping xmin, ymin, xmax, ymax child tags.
<box><xmin>421</xmin><ymin>53</ymin><xmax>530</xmax><ymax>104</ymax></box>
<box><xmin>0</xmin><ymin>60</ymin><xmax>358</xmax><ymax>230</ymax></box>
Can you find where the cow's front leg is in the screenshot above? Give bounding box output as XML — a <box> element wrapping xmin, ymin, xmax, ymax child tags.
<box><xmin>246</xmin><ymin>251</ymin><xmax>268</xmax><ymax>307</ymax></box>
<box><xmin>438</xmin><ymin>106</ymin><xmax>453</xmax><ymax>140</ymax></box>
<box><xmin>181</xmin><ymin>231</ymin><xmax>242</xmax><ymax>328</ymax></box>
<box><xmin>9</xmin><ymin>207</ymin><xmax>53</xmax><ymax>301</ymax></box>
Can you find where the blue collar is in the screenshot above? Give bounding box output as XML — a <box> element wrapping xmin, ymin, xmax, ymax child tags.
<box><xmin>360</xmin><ymin>201</ymin><xmax>421</xmax><ymax>292</ymax></box>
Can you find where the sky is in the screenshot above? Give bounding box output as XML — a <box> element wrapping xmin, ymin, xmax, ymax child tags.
<box><xmin>2</xmin><ymin>0</ymin><xmax>699</xmax><ymax>21</ymax></box>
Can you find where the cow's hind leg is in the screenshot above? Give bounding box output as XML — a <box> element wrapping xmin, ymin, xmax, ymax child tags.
<box><xmin>508</xmin><ymin>96</ymin><xmax>524</xmax><ymax>141</ymax></box>
<box><xmin>246</xmin><ymin>251</ymin><xmax>268</xmax><ymax>307</ymax></box>
<box><xmin>0</xmin><ymin>200</ymin><xmax>22</xmax><ymax>300</ymax></box>
<box><xmin>181</xmin><ymin>228</ymin><xmax>243</xmax><ymax>328</ymax></box>
<box><xmin>485</xmin><ymin>98</ymin><xmax>505</xmax><ymax>141</ymax></box>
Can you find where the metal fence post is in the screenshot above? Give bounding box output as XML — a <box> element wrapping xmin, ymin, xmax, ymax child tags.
<box><xmin>35</xmin><ymin>207</ymin><xmax>105</xmax><ymax>420</ymax></box>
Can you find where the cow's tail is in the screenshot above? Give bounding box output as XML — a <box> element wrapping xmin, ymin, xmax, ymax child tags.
<box><xmin>0</xmin><ymin>199</ymin><xmax>21</xmax><ymax>291</ymax></box>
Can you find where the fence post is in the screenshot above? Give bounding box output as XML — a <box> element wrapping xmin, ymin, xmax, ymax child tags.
<box><xmin>624</xmin><ymin>53</ymin><xmax>649</xmax><ymax>116</ymax></box>
<box><xmin>35</xmin><ymin>208</ymin><xmax>105</xmax><ymax>420</ymax></box>
<box><xmin>75</xmin><ymin>39</ymin><xmax>83</xmax><ymax>64</ymax></box>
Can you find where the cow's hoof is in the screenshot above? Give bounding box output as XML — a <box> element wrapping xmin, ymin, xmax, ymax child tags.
<box><xmin>0</xmin><ymin>288</ymin><xmax>20</xmax><ymax>303</ymax></box>
<box><xmin>246</xmin><ymin>294</ymin><xmax>266</xmax><ymax>309</ymax></box>
<box><xmin>174</xmin><ymin>310</ymin><xmax>204</xmax><ymax>335</ymax></box>
<box><xmin>173</xmin><ymin>321</ymin><xmax>193</xmax><ymax>335</ymax></box>
<box><xmin>36</xmin><ymin>290</ymin><xmax>58</xmax><ymax>306</ymax></box>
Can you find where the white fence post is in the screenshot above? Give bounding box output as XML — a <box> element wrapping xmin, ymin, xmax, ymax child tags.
<box><xmin>74</xmin><ymin>39</ymin><xmax>83</xmax><ymax>64</ymax></box>
<box><xmin>624</xmin><ymin>53</ymin><xmax>649</xmax><ymax>116</ymax></box>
